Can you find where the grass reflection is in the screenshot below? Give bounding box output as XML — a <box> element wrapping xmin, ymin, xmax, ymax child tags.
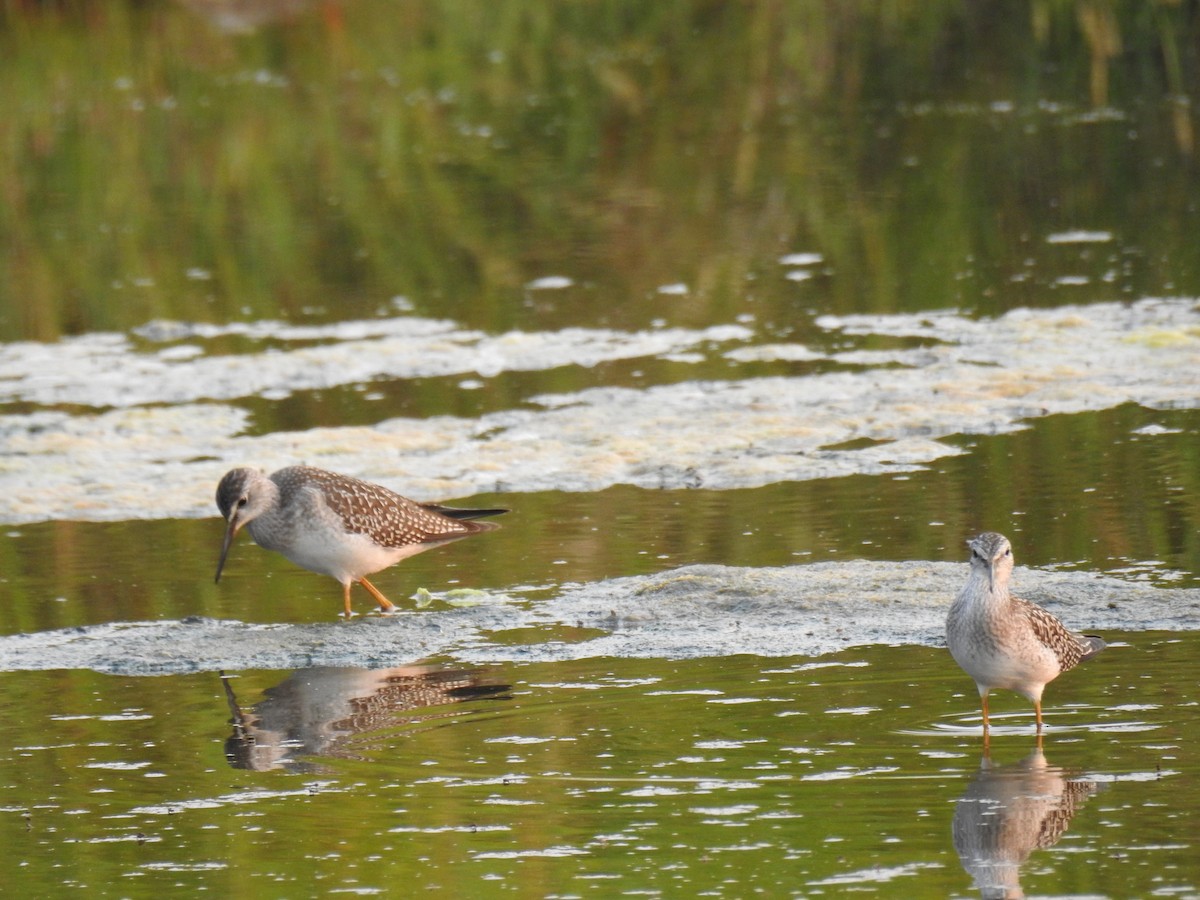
<box><xmin>1</xmin><ymin>1</ymin><xmax>1198</xmax><ymax>340</ymax></box>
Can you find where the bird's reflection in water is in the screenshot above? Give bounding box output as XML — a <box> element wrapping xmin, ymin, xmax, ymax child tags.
<box><xmin>952</xmin><ymin>747</ymin><xmax>1102</xmax><ymax>899</ymax></box>
<box><xmin>221</xmin><ymin>666</ymin><xmax>510</xmax><ymax>771</ymax></box>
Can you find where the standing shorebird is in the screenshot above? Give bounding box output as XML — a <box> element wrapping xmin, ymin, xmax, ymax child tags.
<box><xmin>215</xmin><ymin>466</ymin><xmax>506</xmax><ymax>617</ymax></box>
<box><xmin>946</xmin><ymin>532</ymin><xmax>1105</xmax><ymax>738</ymax></box>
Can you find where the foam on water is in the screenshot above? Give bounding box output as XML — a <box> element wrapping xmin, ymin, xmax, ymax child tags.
<box><xmin>0</xmin><ymin>561</ymin><xmax>1195</xmax><ymax>673</ymax></box>
<box><xmin>0</xmin><ymin>298</ymin><xmax>1195</xmax><ymax>524</ymax></box>
<box><xmin>0</xmin><ymin>317</ymin><xmax>751</xmax><ymax>408</ymax></box>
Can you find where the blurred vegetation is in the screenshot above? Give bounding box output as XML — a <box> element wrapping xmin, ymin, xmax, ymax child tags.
<box><xmin>0</xmin><ymin>0</ymin><xmax>1198</xmax><ymax>341</ymax></box>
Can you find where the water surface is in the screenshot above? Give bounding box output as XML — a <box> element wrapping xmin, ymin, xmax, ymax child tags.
<box><xmin>1</xmin><ymin>636</ymin><xmax>1196</xmax><ymax>897</ymax></box>
<box><xmin>1</xmin><ymin>2</ymin><xmax>1199</xmax><ymax>897</ymax></box>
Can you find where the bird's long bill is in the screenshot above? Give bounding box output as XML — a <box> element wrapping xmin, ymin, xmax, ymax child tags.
<box><xmin>986</xmin><ymin>561</ymin><xmax>994</xmax><ymax>593</ymax></box>
<box><xmin>214</xmin><ymin>515</ymin><xmax>242</xmax><ymax>584</ymax></box>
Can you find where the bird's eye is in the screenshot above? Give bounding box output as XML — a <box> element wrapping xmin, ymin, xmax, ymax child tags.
<box><xmin>237</xmin><ymin>496</ymin><xmax>249</xmax><ymax>508</ymax></box>
<box><xmin>1003</xmin><ymin>548</ymin><xmax>1011</xmax><ymax>557</ymax></box>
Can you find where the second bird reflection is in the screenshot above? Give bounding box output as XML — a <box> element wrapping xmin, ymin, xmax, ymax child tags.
<box><xmin>221</xmin><ymin>666</ymin><xmax>510</xmax><ymax>771</ymax></box>
<box><xmin>952</xmin><ymin>747</ymin><xmax>1103</xmax><ymax>900</ymax></box>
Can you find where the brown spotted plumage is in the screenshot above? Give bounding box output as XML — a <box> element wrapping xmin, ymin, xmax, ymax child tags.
<box><xmin>946</xmin><ymin>532</ymin><xmax>1105</xmax><ymax>739</ymax></box>
<box><xmin>1019</xmin><ymin>598</ymin><xmax>1101</xmax><ymax>673</ymax></box>
<box><xmin>215</xmin><ymin>466</ymin><xmax>506</xmax><ymax>617</ymax></box>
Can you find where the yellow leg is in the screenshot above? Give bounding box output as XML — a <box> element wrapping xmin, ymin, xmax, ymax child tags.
<box><xmin>1035</xmin><ymin>699</ymin><xmax>1044</xmax><ymax>734</ymax></box>
<box><xmin>981</xmin><ymin>691</ymin><xmax>990</xmax><ymax>744</ymax></box>
<box><xmin>358</xmin><ymin>577</ymin><xmax>396</xmax><ymax>613</ymax></box>
<box><xmin>341</xmin><ymin>582</ymin><xmax>356</xmax><ymax>618</ymax></box>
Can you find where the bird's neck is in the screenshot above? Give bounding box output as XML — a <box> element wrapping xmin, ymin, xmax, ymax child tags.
<box><xmin>243</xmin><ymin>480</ymin><xmax>284</xmax><ymax>543</ymax></box>
<box><xmin>967</xmin><ymin>571</ymin><xmax>1013</xmax><ymax>615</ymax></box>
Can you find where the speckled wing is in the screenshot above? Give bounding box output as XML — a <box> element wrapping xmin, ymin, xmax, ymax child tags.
<box><xmin>1031</xmin><ymin>778</ymin><xmax>1101</xmax><ymax>851</ymax></box>
<box><xmin>333</xmin><ymin>670</ymin><xmax>509</xmax><ymax>734</ymax></box>
<box><xmin>1016</xmin><ymin>597</ymin><xmax>1106</xmax><ymax>673</ymax></box>
<box><xmin>294</xmin><ymin>467</ymin><xmax>496</xmax><ymax>549</ymax></box>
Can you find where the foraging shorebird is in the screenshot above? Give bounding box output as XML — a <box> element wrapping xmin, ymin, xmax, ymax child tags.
<box><xmin>946</xmin><ymin>532</ymin><xmax>1105</xmax><ymax>738</ymax></box>
<box><xmin>215</xmin><ymin>466</ymin><xmax>506</xmax><ymax>617</ymax></box>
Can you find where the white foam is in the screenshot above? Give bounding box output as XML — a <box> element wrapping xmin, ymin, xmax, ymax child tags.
<box><xmin>0</xmin><ymin>299</ymin><xmax>1195</xmax><ymax>523</ymax></box>
<box><xmin>0</xmin><ymin>318</ymin><xmax>753</xmax><ymax>409</ymax></box>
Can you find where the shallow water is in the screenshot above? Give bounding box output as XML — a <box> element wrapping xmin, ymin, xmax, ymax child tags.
<box><xmin>2</xmin><ymin>3</ymin><xmax>1200</xmax><ymax>897</ymax></box>
<box><xmin>0</xmin><ymin>400</ymin><xmax>1197</xmax><ymax>643</ymax></box>
<box><xmin>0</xmin><ymin>635</ymin><xmax>1196</xmax><ymax>897</ymax></box>
<box><xmin>1</xmin><ymin>298</ymin><xmax>1197</xmax><ymax>524</ymax></box>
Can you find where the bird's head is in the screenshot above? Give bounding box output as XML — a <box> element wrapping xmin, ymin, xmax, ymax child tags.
<box><xmin>214</xmin><ymin>468</ymin><xmax>271</xmax><ymax>583</ymax></box>
<box><xmin>967</xmin><ymin>531</ymin><xmax>1014</xmax><ymax>593</ymax></box>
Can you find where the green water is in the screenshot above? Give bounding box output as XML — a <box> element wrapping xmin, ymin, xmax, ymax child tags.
<box><xmin>1</xmin><ymin>401</ymin><xmax>1196</xmax><ymax>638</ymax></box>
<box><xmin>0</xmin><ymin>636</ymin><xmax>1195</xmax><ymax>897</ymax></box>
<box><xmin>1</xmin><ymin>2</ymin><xmax>1199</xmax><ymax>896</ymax></box>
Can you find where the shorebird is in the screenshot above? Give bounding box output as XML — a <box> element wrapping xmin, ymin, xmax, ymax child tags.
<box><xmin>215</xmin><ymin>466</ymin><xmax>506</xmax><ymax>617</ymax></box>
<box><xmin>946</xmin><ymin>532</ymin><xmax>1105</xmax><ymax>738</ymax></box>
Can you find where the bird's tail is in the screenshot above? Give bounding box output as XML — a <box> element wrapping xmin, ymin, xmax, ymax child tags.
<box><xmin>1079</xmin><ymin>634</ymin><xmax>1107</xmax><ymax>661</ymax></box>
<box><xmin>422</xmin><ymin>504</ymin><xmax>509</xmax><ymax>522</ymax></box>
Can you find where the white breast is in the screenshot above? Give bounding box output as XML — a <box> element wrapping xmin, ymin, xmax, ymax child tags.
<box><xmin>276</xmin><ymin>527</ymin><xmax>418</xmax><ymax>583</ymax></box>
